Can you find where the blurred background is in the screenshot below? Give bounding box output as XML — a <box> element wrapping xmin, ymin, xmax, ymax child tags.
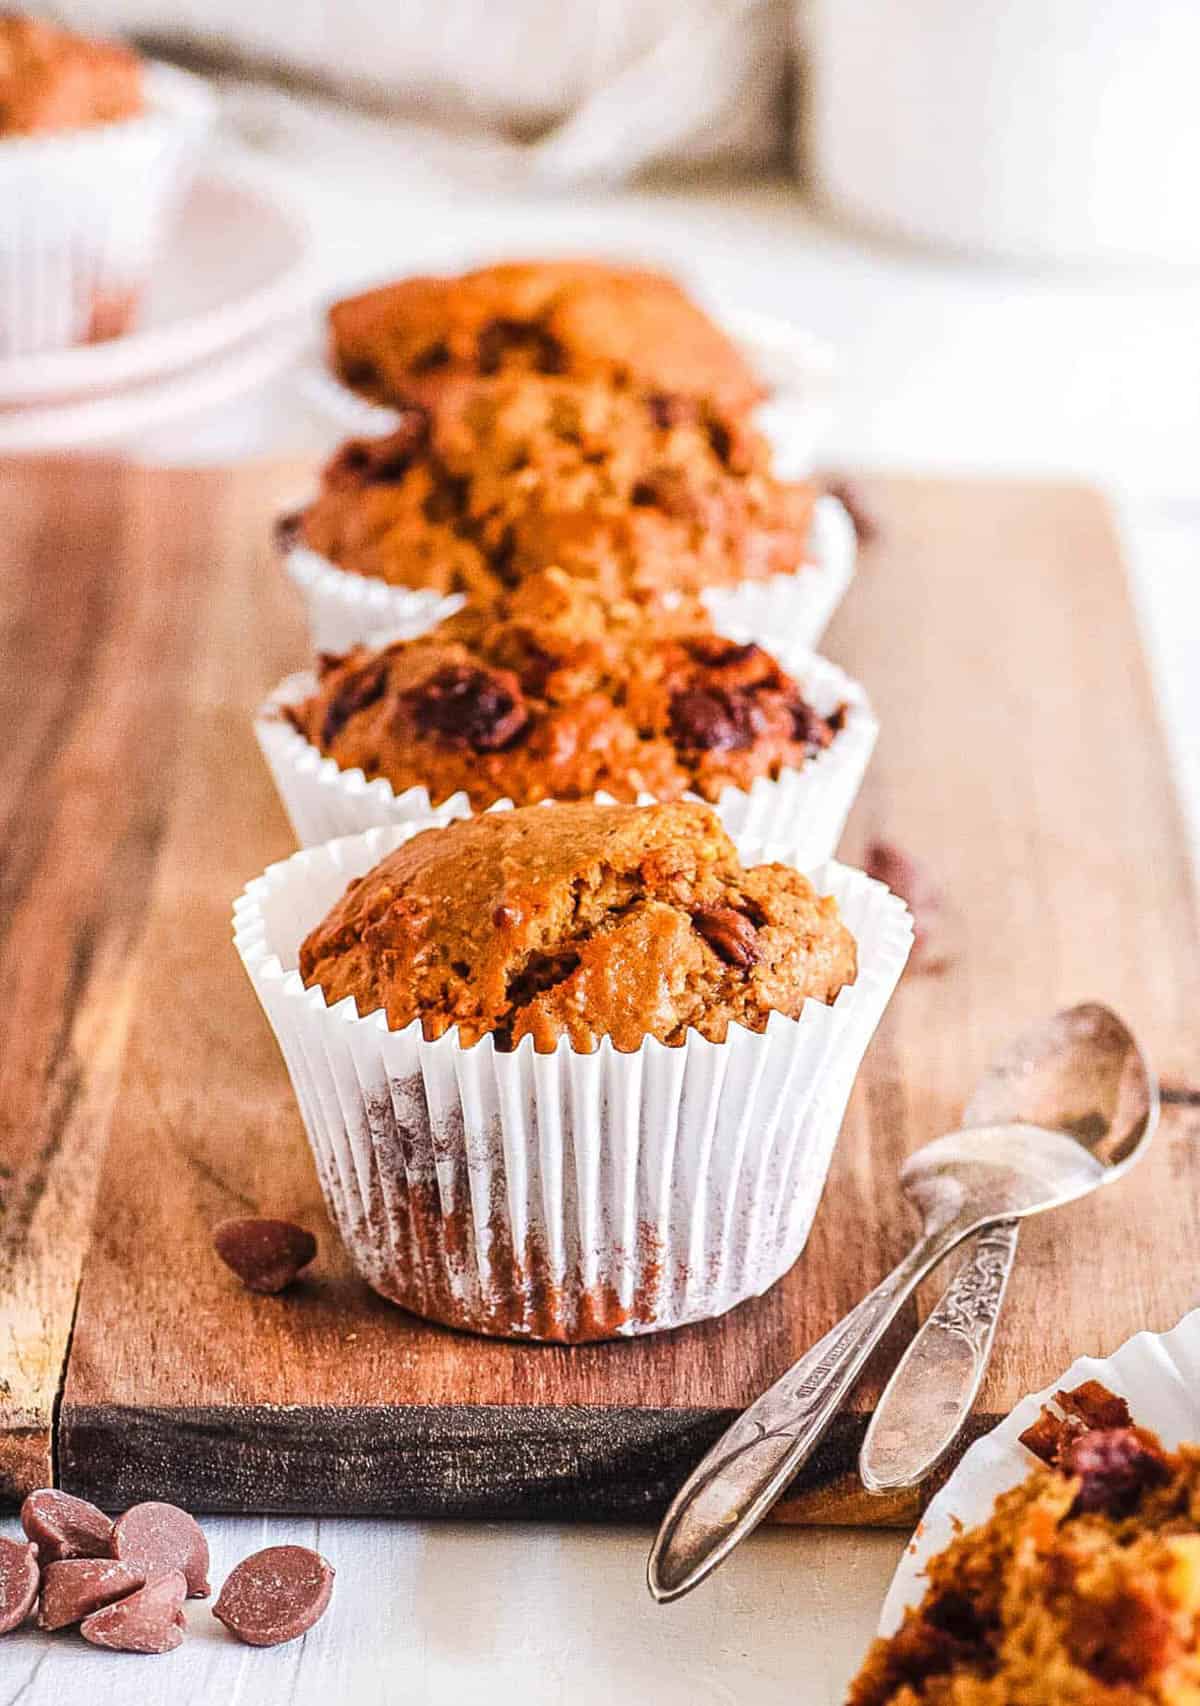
<box><xmin>17</xmin><ymin>0</ymin><xmax>1200</xmax><ymax>494</ymax></box>
<box><xmin>8</xmin><ymin>0</ymin><xmax>1193</xmax><ymax>826</ymax></box>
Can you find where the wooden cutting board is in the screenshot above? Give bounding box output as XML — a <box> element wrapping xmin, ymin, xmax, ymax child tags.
<box><xmin>2</xmin><ymin>459</ymin><xmax>1198</xmax><ymax>1527</ymax></box>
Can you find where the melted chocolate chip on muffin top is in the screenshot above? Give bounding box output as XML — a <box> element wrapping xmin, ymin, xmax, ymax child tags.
<box><xmin>284</xmin><ymin>569</ymin><xmax>845</xmax><ymax>811</ymax></box>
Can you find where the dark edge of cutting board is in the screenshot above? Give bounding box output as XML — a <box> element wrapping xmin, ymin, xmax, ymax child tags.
<box><xmin>59</xmin><ymin>1400</ymin><xmax>982</xmax><ymax>1523</ymax></box>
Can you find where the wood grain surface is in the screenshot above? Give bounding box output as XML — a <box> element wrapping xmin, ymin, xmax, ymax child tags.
<box><xmin>4</xmin><ymin>463</ymin><xmax>1197</xmax><ymax>1523</ymax></box>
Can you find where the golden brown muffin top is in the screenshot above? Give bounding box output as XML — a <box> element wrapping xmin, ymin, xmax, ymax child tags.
<box><xmin>328</xmin><ymin>258</ymin><xmax>766</xmax><ymax>419</ymax></box>
<box><xmin>286</xmin><ymin>569</ymin><xmax>844</xmax><ymax>812</ymax></box>
<box><xmin>0</xmin><ymin>13</ymin><xmax>143</xmax><ymax>136</ymax></box>
<box><xmin>299</xmin><ymin>800</ymin><xmax>856</xmax><ymax>1054</ymax></box>
<box><xmin>287</xmin><ymin>379</ymin><xmax>816</xmax><ymax>603</ymax></box>
<box><xmin>848</xmin><ymin>1381</ymin><xmax>1200</xmax><ymax>1706</ymax></box>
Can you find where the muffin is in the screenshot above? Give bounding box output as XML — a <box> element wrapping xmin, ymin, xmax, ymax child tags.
<box><xmin>0</xmin><ymin>13</ymin><xmax>143</xmax><ymax>135</ymax></box>
<box><xmin>284</xmin><ymin>569</ymin><xmax>846</xmax><ymax>805</ymax></box>
<box><xmin>327</xmin><ymin>258</ymin><xmax>766</xmax><ymax>419</ymax></box>
<box><xmin>235</xmin><ymin>808</ymin><xmax>912</xmax><ymax>1338</ymax></box>
<box><xmin>281</xmin><ymin>375</ymin><xmax>854</xmax><ymax>653</ymax></box>
<box><xmin>849</xmin><ymin>1382</ymin><xmax>1200</xmax><ymax>1704</ymax></box>
<box><xmin>299</xmin><ymin>801</ymin><xmax>857</xmax><ymax>1054</ymax></box>
<box><xmin>0</xmin><ymin>16</ymin><xmax>211</xmax><ymax>355</ymax></box>
<box><xmin>291</xmin><ymin>379</ymin><xmax>815</xmax><ymax>602</ymax></box>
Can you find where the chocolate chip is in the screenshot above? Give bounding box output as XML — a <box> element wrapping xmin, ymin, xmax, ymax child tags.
<box><xmin>81</xmin><ymin>1570</ymin><xmax>187</xmax><ymax>1654</ymax></box>
<box><xmin>1068</xmin><ymin>1592</ymin><xmax>1173</xmax><ymax>1685</ymax></box>
<box><xmin>213</xmin><ymin>1217</ymin><xmax>317</xmax><ymax>1294</ymax></box>
<box><xmin>1063</xmin><ymin>1428</ymin><xmax>1169</xmax><ymax>1516</ymax></box>
<box><xmin>822</xmin><ymin>474</ymin><xmax>880</xmax><ymax>545</ymax></box>
<box><xmin>0</xmin><ymin>1538</ymin><xmax>39</xmax><ymax>1635</ymax></box>
<box><xmin>320</xmin><ymin>658</ymin><xmax>389</xmax><ymax>747</ymax></box>
<box><xmin>692</xmin><ymin>906</ymin><xmax>760</xmax><ymax>969</ymax></box>
<box><xmin>111</xmin><ymin>1502</ymin><xmax>210</xmax><ymax>1598</ymax></box>
<box><xmin>21</xmin><ymin>1487</ymin><xmax>113</xmax><ymax>1563</ymax></box>
<box><xmin>669</xmin><ymin>688</ymin><xmax>763</xmax><ymax>752</ymax></box>
<box><xmin>864</xmin><ymin>840</ymin><xmax>956</xmax><ymax>975</ymax></box>
<box><xmin>213</xmin><ymin>1546</ymin><xmax>334</xmax><ymax>1648</ymax></box>
<box><xmin>788</xmin><ymin>695</ymin><xmax>838</xmax><ymax>752</ymax></box>
<box><xmin>476</xmin><ymin>317</ymin><xmax>563</xmax><ymax>376</ymax></box>
<box><xmin>630</xmin><ymin>467</ymin><xmax>698</xmax><ymax>520</ymax></box>
<box><xmin>409</xmin><ymin>664</ymin><xmax>529</xmax><ymax>751</ymax></box>
<box><xmin>408</xmin><ymin>338</ymin><xmax>450</xmax><ymax>374</ymax></box>
<box><xmin>324</xmin><ymin>413</ymin><xmax>429</xmax><ymax>491</ymax></box>
<box><xmin>646</xmin><ymin>393</ymin><xmax>698</xmax><ymax>431</ymax></box>
<box><xmin>273</xmin><ymin>511</ymin><xmax>305</xmax><ymax>554</ymax></box>
<box><xmin>683</xmin><ymin>636</ymin><xmax>764</xmax><ymax>670</ymax></box>
<box><xmin>39</xmin><ymin>1559</ymin><xmax>146</xmax><ymax>1632</ymax></box>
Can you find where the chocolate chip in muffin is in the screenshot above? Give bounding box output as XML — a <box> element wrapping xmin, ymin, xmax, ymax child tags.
<box><xmin>690</xmin><ymin>906</ymin><xmax>760</xmax><ymax>969</ymax></box>
<box><xmin>326</xmin><ymin>412</ymin><xmax>429</xmax><ymax>491</ymax></box>
<box><xmin>476</xmin><ymin>317</ymin><xmax>564</xmax><ymax>377</ymax></box>
<box><xmin>669</xmin><ymin>687</ymin><xmax>764</xmax><ymax>752</ymax></box>
<box><xmin>646</xmin><ymin>392</ymin><xmax>699</xmax><ymax>431</ymax></box>
<box><xmin>408</xmin><ymin>664</ymin><xmax>529</xmax><ymax>751</ymax></box>
<box><xmin>1063</xmin><ymin>1428</ymin><xmax>1170</xmax><ymax>1516</ymax></box>
<box><xmin>321</xmin><ymin>658</ymin><xmax>390</xmax><ymax>747</ymax></box>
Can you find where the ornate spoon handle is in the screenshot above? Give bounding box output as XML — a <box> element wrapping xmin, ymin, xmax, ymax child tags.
<box><xmin>647</xmin><ymin>1211</ymin><xmax>976</xmax><ymax>1603</ymax></box>
<box><xmin>858</xmin><ymin>1220</ymin><xmax>1019</xmax><ymax>1494</ymax></box>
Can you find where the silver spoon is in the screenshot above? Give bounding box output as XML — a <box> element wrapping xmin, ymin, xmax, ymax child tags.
<box><xmin>858</xmin><ymin>1002</ymin><xmax>1156</xmax><ymax>1494</ymax></box>
<box><xmin>646</xmin><ymin>1013</ymin><xmax>1156</xmax><ymax>1605</ymax></box>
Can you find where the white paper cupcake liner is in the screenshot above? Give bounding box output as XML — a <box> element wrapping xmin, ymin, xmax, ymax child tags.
<box><xmin>283</xmin><ymin>493</ymin><xmax>855</xmax><ymax>656</ymax></box>
<box><xmin>255</xmin><ymin>641</ymin><xmax>878</xmax><ymax>869</ymax></box>
<box><xmin>0</xmin><ymin>63</ymin><xmax>214</xmax><ymax>358</ymax></box>
<box><xmin>299</xmin><ymin>305</ymin><xmax>835</xmax><ymax>474</ymax></box>
<box><xmin>880</xmin><ymin>1306</ymin><xmax>1200</xmax><ymax>1637</ymax></box>
<box><xmin>233</xmin><ymin>826</ymin><xmax>912</xmax><ymax>1342</ymax></box>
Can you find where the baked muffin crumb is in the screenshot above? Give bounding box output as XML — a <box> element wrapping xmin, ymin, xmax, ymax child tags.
<box><xmin>284</xmin><ymin>569</ymin><xmax>845</xmax><ymax>811</ymax></box>
<box><xmin>0</xmin><ymin>13</ymin><xmax>143</xmax><ymax>136</ymax></box>
<box><xmin>848</xmin><ymin>1382</ymin><xmax>1200</xmax><ymax>1705</ymax></box>
<box><xmin>298</xmin><ymin>801</ymin><xmax>857</xmax><ymax>1054</ymax></box>
<box><xmin>292</xmin><ymin>379</ymin><xmax>816</xmax><ymax>604</ymax></box>
<box><xmin>328</xmin><ymin>259</ymin><xmax>766</xmax><ymax>418</ymax></box>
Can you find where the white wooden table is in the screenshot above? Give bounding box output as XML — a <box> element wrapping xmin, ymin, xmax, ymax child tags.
<box><xmin>4</xmin><ymin>127</ymin><xmax>1198</xmax><ymax>1706</ymax></box>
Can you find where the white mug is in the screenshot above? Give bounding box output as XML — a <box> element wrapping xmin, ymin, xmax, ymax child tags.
<box><xmin>802</xmin><ymin>0</ymin><xmax>1200</xmax><ymax>265</ymax></box>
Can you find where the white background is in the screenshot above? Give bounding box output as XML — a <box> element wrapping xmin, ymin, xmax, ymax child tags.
<box><xmin>3</xmin><ymin>117</ymin><xmax>1200</xmax><ymax>1703</ymax></box>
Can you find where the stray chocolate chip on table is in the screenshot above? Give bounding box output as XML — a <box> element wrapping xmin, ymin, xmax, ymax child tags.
<box><xmin>21</xmin><ymin>1487</ymin><xmax>113</xmax><ymax>1562</ymax></box>
<box><xmin>821</xmin><ymin>474</ymin><xmax>880</xmax><ymax>546</ymax></box>
<box><xmin>214</xmin><ymin>1545</ymin><xmax>335</xmax><ymax>1647</ymax></box>
<box><xmin>39</xmin><ymin>1559</ymin><xmax>145</xmax><ymax>1632</ymax></box>
<box><xmin>81</xmin><ymin>1570</ymin><xmax>188</xmax><ymax>1655</ymax></box>
<box><xmin>111</xmin><ymin>1502</ymin><xmax>210</xmax><ymax>1598</ymax></box>
<box><xmin>0</xmin><ymin>1537</ymin><xmax>39</xmax><ymax>1636</ymax></box>
<box><xmin>864</xmin><ymin>839</ymin><xmax>957</xmax><ymax>974</ymax></box>
<box><xmin>213</xmin><ymin>1216</ymin><xmax>317</xmax><ymax>1294</ymax></box>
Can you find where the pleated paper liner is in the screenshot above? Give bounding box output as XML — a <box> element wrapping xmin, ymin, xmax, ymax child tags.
<box><xmin>880</xmin><ymin>1307</ymin><xmax>1200</xmax><ymax>1636</ymax></box>
<box><xmin>255</xmin><ymin>641</ymin><xmax>878</xmax><ymax>870</ymax></box>
<box><xmin>234</xmin><ymin>823</ymin><xmax>912</xmax><ymax>1343</ymax></box>
<box><xmin>0</xmin><ymin>63</ymin><xmax>213</xmax><ymax>358</ymax></box>
<box><xmin>283</xmin><ymin>494</ymin><xmax>855</xmax><ymax>655</ymax></box>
